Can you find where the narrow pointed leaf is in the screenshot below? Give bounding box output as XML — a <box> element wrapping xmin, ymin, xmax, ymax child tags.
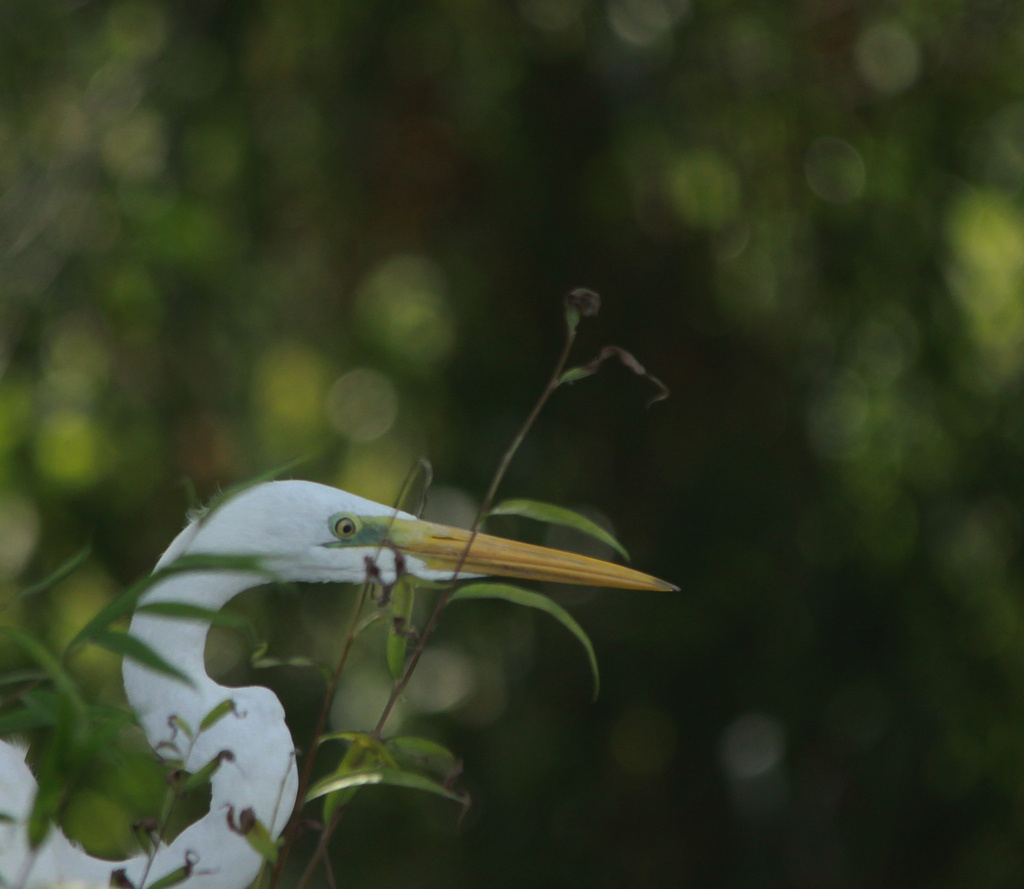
<box><xmin>18</xmin><ymin>545</ymin><xmax>91</xmax><ymax>599</ymax></box>
<box><xmin>385</xmin><ymin>736</ymin><xmax>459</xmax><ymax>762</ymax></box>
<box><xmin>89</xmin><ymin>630</ymin><xmax>192</xmax><ymax>685</ymax></box>
<box><xmin>251</xmin><ymin>652</ymin><xmax>332</xmax><ymax>684</ymax></box>
<box><xmin>0</xmin><ymin>669</ymin><xmax>47</xmax><ymax>688</ymax></box>
<box><xmin>489</xmin><ymin>499</ymin><xmax>629</xmax><ymax>562</ymax></box>
<box><xmin>450</xmin><ymin>582</ymin><xmax>600</xmax><ymax>699</ymax></box>
<box><xmin>138</xmin><ymin>602</ymin><xmax>259</xmax><ymax>649</ymax></box>
<box><xmin>65</xmin><ymin>553</ymin><xmax>273</xmax><ymax>656</ymax></box>
<box><xmin>557</xmin><ymin>365</ymin><xmax>595</xmax><ymax>386</ymax></box>
<box><xmin>317</xmin><ymin>731</ymin><xmax>365</xmax><ymax>746</ymax></box>
<box><xmin>27</xmin><ymin>791</ymin><xmax>56</xmax><ymax>849</ymax></box>
<box><xmin>241</xmin><ymin>816</ymin><xmax>280</xmax><ymax>864</ymax></box>
<box><xmin>0</xmin><ymin>707</ymin><xmax>54</xmax><ymax>735</ymax></box>
<box><xmin>146</xmin><ymin>861</ymin><xmax>195</xmax><ymax>889</ymax></box>
<box><xmin>199</xmin><ymin>699</ymin><xmax>238</xmax><ymax>733</ymax></box>
<box><xmin>386</xmin><ymin>582</ymin><xmax>415</xmax><ymax>679</ymax></box>
<box><xmin>169</xmin><ymin>714</ymin><xmax>194</xmax><ymax>743</ymax></box>
<box><xmin>180</xmin><ymin>750</ymin><xmax>232</xmax><ymax>793</ymax></box>
<box><xmin>321</xmin><ymin>787</ymin><xmax>355</xmax><ymax>823</ymax></box>
<box><xmin>306</xmin><ymin>768</ymin><xmax>466</xmax><ymax>806</ymax></box>
<box><xmin>385</xmin><ymin>736</ymin><xmax>461</xmax><ymax>779</ymax></box>
<box><xmin>0</xmin><ymin>628</ymin><xmax>82</xmax><ymax>713</ymax></box>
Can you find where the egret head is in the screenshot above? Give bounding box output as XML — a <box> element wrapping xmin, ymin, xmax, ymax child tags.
<box><xmin>189</xmin><ymin>480</ymin><xmax>674</xmax><ymax>591</ymax></box>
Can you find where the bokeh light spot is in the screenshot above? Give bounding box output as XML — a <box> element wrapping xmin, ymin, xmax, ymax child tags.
<box><xmin>608</xmin><ymin>0</ymin><xmax>686</xmax><ymax>48</ymax></box>
<box><xmin>50</xmin><ymin>567</ymin><xmax>117</xmax><ymax>654</ymax></box>
<box><xmin>946</xmin><ymin>188</ymin><xmax>1024</xmax><ymax>384</ymax></box>
<box><xmin>666</xmin><ymin>149</ymin><xmax>741</xmax><ymax>229</ymax></box>
<box><xmin>855</xmin><ymin>21</ymin><xmax>920</xmax><ymax>95</ymax></box>
<box><xmin>519</xmin><ymin>0</ymin><xmax>585</xmax><ymax>33</ymax></box>
<box><xmin>805</xmin><ymin>137</ymin><xmax>866</xmax><ymax>203</ymax></box>
<box><xmin>0</xmin><ymin>493</ymin><xmax>40</xmax><ymax>580</ymax></box>
<box><xmin>973</xmin><ymin>103</ymin><xmax>1024</xmax><ymax>194</ymax></box>
<box><xmin>34</xmin><ymin>411</ymin><xmax>107</xmax><ymax>488</ymax></box>
<box><xmin>720</xmin><ymin>712</ymin><xmax>786</xmax><ymax>780</ymax></box>
<box><xmin>720</xmin><ymin>712</ymin><xmax>788</xmax><ymax>822</ymax></box>
<box><xmin>100</xmin><ymin>108</ymin><xmax>167</xmax><ymax>182</ymax></box>
<box><xmin>106</xmin><ymin>1</ymin><xmax>166</xmax><ymax>62</ymax></box>
<box><xmin>46</xmin><ymin>318</ymin><xmax>112</xmax><ymax>404</ymax></box>
<box><xmin>807</xmin><ymin>371</ymin><xmax>871</xmax><ymax>460</ymax></box>
<box><xmin>0</xmin><ymin>383</ymin><xmax>34</xmax><ymax>459</ymax></box>
<box><xmin>406</xmin><ymin>646</ymin><xmax>477</xmax><ymax>714</ymax></box>
<box><xmin>327</xmin><ymin>368</ymin><xmax>399</xmax><ymax>443</ymax></box>
<box><xmin>253</xmin><ymin>342</ymin><xmax>332</xmax><ymax>455</ymax></box>
<box><xmin>354</xmin><ymin>254</ymin><xmax>455</xmax><ymax>371</ymax></box>
<box><xmin>337</xmin><ymin>436</ymin><xmax>417</xmax><ymax>504</ymax></box>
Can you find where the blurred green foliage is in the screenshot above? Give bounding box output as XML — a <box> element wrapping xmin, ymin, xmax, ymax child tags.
<box><xmin>4</xmin><ymin>0</ymin><xmax>1024</xmax><ymax>886</ymax></box>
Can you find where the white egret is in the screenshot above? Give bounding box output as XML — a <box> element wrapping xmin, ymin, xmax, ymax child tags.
<box><xmin>0</xmin><ymin>480</ymin><xmax>672</xmax><ymax>888</ymax></box>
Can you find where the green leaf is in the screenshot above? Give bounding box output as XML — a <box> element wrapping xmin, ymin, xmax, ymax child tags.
<box><xmin>565</xmin><ymin>305</ymin><xmax>581</xmax><ymax>334</ymax></box>
<box><xmin>64</xmin><ymin>553</ymin><xmax>273</xmax><ymax>657</ymax></box>
<box><xmin>0</xmin><ymin>628</ymin><xmax>83</xmax><ymax>715</ymax></box>
<box><xmin>557</xmin><ymin>365</ymin><xmax>596</xmax><ymax>386</ymax></box>
<box><xmin>489</xmin><ymin>498</ymin><xmax>630</xmax><ymax>562</ymax></box>
<box><xmin>0</xmin><ymin>706</ymin><xmax>54</xmax><ymax>735</ymax></box>
<box><xmin>314</xmin><ymin>733</ymin><xmax>397</xmax><ymax>821</ymax></box>
<box><xmin>385</xmin><ymin>735</ymin><xmax>459</xmax><ymax>762</ymax></box>
<box><xmin>250</xmin><ymin>642</ymin><xmax>333</xmax><ymax>684</ymax></box>
<box><xmin>27</xmin><ymin>782</ymin><xmax>58</xmax><ymax>848</ymax></box>
<box><xmin>137</xmin><ymin>602</ymin><xmax>260</xmax><ymax>649</ymax></box>
<box><xmin>306</xmin><ymin>767</ymin><xmax>466</xmax><ymax>807</ymax></box>
<box><xmin>240</xmin><ymin>816</ymin><xmax>280</xmax><ymax>864</ymax></box>
<box><xmin>317</xmin><ymin>730</ymin><xmax>365</xmax><ymax>746</ymax></box>
<box><xmin>386</xmin><ymin>581</ymin><xmax>415</xmax><ymax>680</ymax></box>
<box><xmin>180</xmin><ymin>750</ymin><xmax>233</xmax><ymax>793</ymax></box>
<box><xmin>169</xmin><ymin>714</ymin><xmax>194</xmax><ymax>743</ymax></box>
<box><xmin>147</xmin><ymin>859</ymin><xmax>198</xmax><ymax>889</ymax></box>
<box><xmin>89</xmin><ymin>630</ymin><xmax>192</xmax><ymax>685</ymax></box>
<box><xmin>18</xmin><ymin>545</ymin><xmax>91</xmax><ymax>600</ymax></box>
<box><xmin>450</xmin><ymin>582</ymin><xmax>600</xmax><ymax>699</ymax></box>
<box><xmin>385</xmin><ymin>736</ymin><xmax>461</xmax><ymax>780</ymax></box>
<box><xmin>199</xmin><ymin>698</ymin><xmax>238</xmax><ymax>732</ymax></box>
<box><xmin>0</xmin><ymin>669</ymin><xmax>47</xmax><ymax>688</ymax></box>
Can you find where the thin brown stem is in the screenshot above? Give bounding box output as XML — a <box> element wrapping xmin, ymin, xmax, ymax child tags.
<box><xmin>371</xmin><ymin>324</ymin><xmax>576</xmax><ymax>737</ymax></box>
<box><xmin>271</xmin><ymin>460</ymin><xmax>433</xmax><ymax>887</ymax></box>
<box><xmin>294</xmin><ymin>804</ymin><xmax>346</xmax><ymax>889</ymax></box>
<box><xmin>288</xmin><ymin>301</ymin><xmax>585</xmax><ymax>881</ymax></box>
<box><xmin>268</xmin><ymin>583</ymin><xmax>369</xmax><ymax>888</ymax></box>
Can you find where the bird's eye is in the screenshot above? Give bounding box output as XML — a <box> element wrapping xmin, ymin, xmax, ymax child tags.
<box><xmin>331</xmin><ymin>515</ymin><xmax>359</xmax><ymax>539</ymax></box>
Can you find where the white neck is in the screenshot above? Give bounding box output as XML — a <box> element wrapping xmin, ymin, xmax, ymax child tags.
<box><xmin>121</xmin><ymin>556</ymin><xmax>298</xmax><ymax>889</ymax></box>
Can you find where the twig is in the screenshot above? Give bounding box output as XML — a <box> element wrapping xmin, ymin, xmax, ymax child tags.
<box><xmin>267</xmin><ymin>584</ymin><xmax>368</xmax><ymax>888</ymax></box>
<box><xmin>271</xmin><ymin>460</ymin><xmax>432</xmax><ymax>888</ymax></box>
<box><xmin>294</xmin><ymin>291</ymin><xmax>596</xmax><ymax>881</ymax></box>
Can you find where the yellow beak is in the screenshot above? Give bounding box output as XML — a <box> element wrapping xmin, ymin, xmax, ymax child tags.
<box><xmin>388</xmin><ymin>518</ymin><xmax>676</xmax><ymax>591</ymax></box>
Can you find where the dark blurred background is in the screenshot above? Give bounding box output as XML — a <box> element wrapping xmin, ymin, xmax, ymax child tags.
<box><xmin>3</xmin><ymin>0</ymin><xmax>1024</xmax><ymax>886</ymax></box>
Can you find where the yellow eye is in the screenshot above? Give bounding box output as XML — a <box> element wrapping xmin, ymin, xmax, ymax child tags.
<box><xmin>333</xmin><ymin>515</ymin><xmax>358</xmax><ymax>538</ymax></box>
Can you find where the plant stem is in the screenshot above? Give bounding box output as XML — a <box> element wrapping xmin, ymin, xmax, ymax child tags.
<box><xmin>267</xmin><ymin>583</ymin><xmax>369</xmax><ymax>889</ymax></box>
<box><xmin>294</xmin><ymin>314</ymin><xmax>580</xmax><ymax>881</ymax></box>
<box><xmin>136</xmin><ymin>726</ymin><xmax>201</xmax><ymax>889</ymax></box>
<box><xmin>294</xmin><ymin>804</ymin><xmax>346</xmax><ymax>889</ymax></box>
<box><xmin>270</xmin><ymin>460</ymin><xmax>432</xmax><ymax>887</ymax></box>
<box><xmin>371</xmin><ymin>323</ymin><xmax>576</xmax><ymax>736</ymax></box>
